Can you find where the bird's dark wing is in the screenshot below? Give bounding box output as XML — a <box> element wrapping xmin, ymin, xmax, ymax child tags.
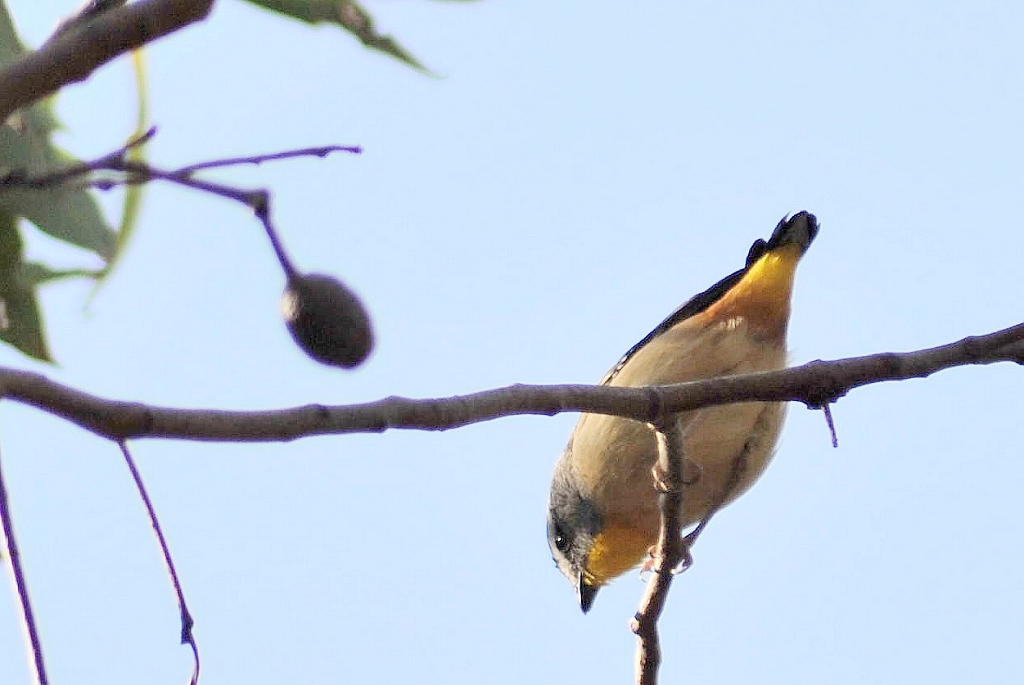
<box><xmin>598</xmin><ymin>264</ymin><xmax>749</xmax><ymax>385</ymax></box>
<box><xmin>598</xmin><ymin>211</ymin><xmax>817</xmax><ymax>386</ymax></box>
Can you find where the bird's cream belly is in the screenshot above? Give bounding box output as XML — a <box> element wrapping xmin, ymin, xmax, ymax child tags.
<box><xmin>567</xmin><ymin>316</ymin><xmax>789</xmax><ymax>581</ymax></box>
<box><xmin>548</xmin><ymin>213</ymin><xmax>816</xmax><ymax>601</ymax></box>
<box><xmin>572</xmin><ymin>399</ymin><xmax>783</xmax><ymax>535</ymax></box>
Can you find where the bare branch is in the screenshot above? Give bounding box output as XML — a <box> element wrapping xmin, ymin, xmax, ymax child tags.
<box><xmin>0</xmin><ymin>0</ymin><xmax>215</xmax><ymax>124</ymax></box>
<box><xmin>0</xmin><ymin>132</ymin><xmax>362</xmax><ymax>281</ymax></box>
<box><xmin>0</xmin><ymin>128</ymin><xmax>359</xmax><ymax>199</ymax></box>
<box><xmin>118</xmin><ymin>442</ymin><xmax>199</xmax><ymax>685</ymax></box>
<box><xmin>176</xmin><ymin>144</ymin><xmax>363</xmax><ymax>174</ymax></box>
<box><xmin>0</xmin><ymin>440</ymin><xmax>50</xmax><ymax>685</ymax></box>
<box><xmin>631</xmin><ymin>414</ymin><xmax>688</xmax><ymax>685</ymax></box>
<box><xmin>50</xmin><ymin>1</ymin><xmax>130</xmax><ymax>41</ymax></box>
<box><xmin>822</xmin><ymin>402</ymin><xmax>839</xmax><ymax>447</ymax></box>
<box><xmin>0</xmin><ymin>321</ymin><xmax>1022</xmax><ymax>443</ymax></box>
<box><xmin>631</xmin><ymin>411</ymin><xmax>760</xmax><ymax>683</ymax></box>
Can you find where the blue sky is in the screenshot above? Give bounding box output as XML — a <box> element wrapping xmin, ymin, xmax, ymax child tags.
<box><xmin>2</xmin><ymin>1</ymin><xmax>1023</xmax><ymax>683</ymax></box>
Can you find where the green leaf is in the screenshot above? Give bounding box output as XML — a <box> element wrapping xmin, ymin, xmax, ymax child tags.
<box><xmin>114</xmin><ymin>49</ymin><xmax>150</xmax><ymax>265</ymax></box>
<box><xmin>0</xmin><ymin>2</ymin><xmax>27</xmax><ymax>65</ymax></box>
<box><xmin>0</xmin><ymin>1</ymin><xmax>123</xmax><ymax>360</ymax></box>
<box><xmin>21</xmin><ymin>261</ymin><xmax>101</xmax><ymax>286</ymax></box>
<box><xmin>0</xmin><ymin>2</ymin><xmax>117</xmax><ymax>261</ymax></box>
<box><xmin>89</xmin><ymin>48</ymin><xmax>150</xmax><ymax>300</ymax></box>
<box><xmin>0</xmin><ymin>211</ymin><xmax>53</xmax><ymax>362</ymax></box>
<box><xmin>0</xmin><ymin>126</ymin><xmax>117</xmax><ymax>260</ymax></box>
<box><xmin>243</xmin><ymin>0</ymin><xmax>429</xmax><ymax>72</ymax></box>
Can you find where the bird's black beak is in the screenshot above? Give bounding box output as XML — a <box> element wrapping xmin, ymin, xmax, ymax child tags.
<box><xmin>766</xmin><ymin>210</ymin><xmax>818</xmax><ymax>254</ymax></box>
<box><xmin>578</xmin><ymin>574</ymin><xmax>599</xmax><ymax>613</ymax></box>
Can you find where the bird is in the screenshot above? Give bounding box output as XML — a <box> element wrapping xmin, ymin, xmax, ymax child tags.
<box><xmin>547</xmin><ymin>211</ymin><xmax>818</xmax><ymax>612</ymax></box>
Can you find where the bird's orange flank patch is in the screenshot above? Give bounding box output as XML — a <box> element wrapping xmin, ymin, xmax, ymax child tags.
<box><xmin>700</xmin><ymin>242</ymin><xmax>803</xmax><ymax>338</ymax></box>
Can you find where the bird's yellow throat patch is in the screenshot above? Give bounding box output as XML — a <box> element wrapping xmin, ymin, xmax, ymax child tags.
<box><xmin>581</xmin><ymin>242</ymin><xmax>806</xmax><ymax>589</ymax></box>
<box><xmin>584</xmin><ymin>521</ymin><xmax>656</xmax><ymax>586</ymax></box>
<box><xmin>702</xmin><ymin>242</ymin><xmax>804</xmax><ymax>337</ymax></box>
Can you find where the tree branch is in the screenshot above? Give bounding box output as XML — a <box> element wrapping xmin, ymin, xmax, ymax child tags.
<box><xmin>0</xmin><ymin>440</ymin><xmax>49</xmax><ymax>685</ymax></box>
<box><xmin>0</xmin><ymin>0</ymin><xmax>215</xmax><ymax>125</ymax></box>
<box><xmin>0</xmin><ymin>321</ymin><xmax>1022</xmax><ymax>443</ymax></box>
<box><xmin>118</xmin><ymin>441</ymin><xmax>199</xmax><ymax>685</ymax></box>
<box><xmin>0</xmin><ymin>128</ymin><xmax>363</xmax><ymax>283</ymax></box>
<box><xmin>631</xmin><ymin>415</ymin><xmax>688</xmax><ymax>685</ymax></box>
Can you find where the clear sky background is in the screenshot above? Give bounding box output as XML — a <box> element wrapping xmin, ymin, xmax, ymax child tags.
<box><xmin>2</xmin><ymin>1</ymin><xmax>1023</xmax><ymax>684</ymax></box>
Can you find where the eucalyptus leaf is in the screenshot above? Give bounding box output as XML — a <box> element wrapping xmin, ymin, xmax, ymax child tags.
<box><xmin>0</xmin><ymin>211</ymin><xmax>53</xmax><ymax>362</ymax></box>
<box><xmin>89</xmin><ymin>48</ymin><xmax>150</xmax><ymax>300</ymax></box>
<box><xmin>243</xmin><ymin>0</ymin><xmax>428</xmax><ymax>72</ymax></box>
<box><xmin>0</xmin><ymin>118</ymin><xmax>117</xmax><ymax>259</ymax></box>
<box><xmin>0</xmin><ymin>1</ymin><xmax>26</xmax><ymax>65</ymax></box>
<box><xmin>21</xmin><ymin>261</ymin><xmax>101</xmax><ymax>286</ymax></box>
<box><xmin>0</xmin><ymin>2</ymin><xmax>117</xmax><ymax>260</ymax></box>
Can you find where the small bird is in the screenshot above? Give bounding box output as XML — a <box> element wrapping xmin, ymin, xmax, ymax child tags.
<box><xmin>547</xmin><ymin>212</ymin><xmax>818</xmax><ymax>612</ymax></box>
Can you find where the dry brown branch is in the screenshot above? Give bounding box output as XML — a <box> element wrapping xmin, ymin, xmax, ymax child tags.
<box><xmin>630</xmin><ymin>415</ymin><xmax>688</xmax><ymax>685</ymax></box>
<box><xmin>632</xmin><ymin>416</ymin><xmax>759</xmax><ymax>683</ymax></box>
<box><xmin>0</xmin><ymin>0</ymin><xmax>215</xmax><ymax>124</ymax></box>
<box><xmin>0</xmin><ymin>321</ymin><xmax>1022</xmax><ymax>443</ymax></box>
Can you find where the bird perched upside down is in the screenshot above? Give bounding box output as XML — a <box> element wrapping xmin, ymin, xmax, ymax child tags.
<box><xmin>547</xmin><ymin>212</ymin><xmax>818</xmax><ymax>612</ymax></box>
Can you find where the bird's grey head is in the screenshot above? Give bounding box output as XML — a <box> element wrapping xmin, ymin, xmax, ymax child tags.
<box><xmin>547</xmin><ymin>440</ymin><xmax>603</xmax><ymax>612</ymax></box>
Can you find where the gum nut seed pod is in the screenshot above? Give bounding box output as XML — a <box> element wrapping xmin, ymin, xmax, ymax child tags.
<box><xmin>281</xmin><ymin>273</ymin><xmax>373</xmax><ymax>368</ymax></box>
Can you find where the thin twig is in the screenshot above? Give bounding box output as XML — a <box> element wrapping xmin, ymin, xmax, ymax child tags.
<box><xmin>0</xmin><ymin>439</ymin><xmax>49</xmax><ymax>685</ymax></box>
<box><xmin>176</xmin><ymin>145</ymin><xmax>362</xmax><ymax>174</ymax></box>
<box><xmin>0</xmin><ymin>321</ymin><xmax>1021</xmax><ymax>443</ymax></box>
<box><xmin>0</xmin><ymin>127</ymin><xmax>158</xmax><ymax>188</ymax></box>
<box><xmin>118</xmin><ymin>441</ymin><xmax>199</xmax><ymax>685</ymax></box>
<box><xmin>631</xmin><ymin>413</ymin><xmax>688</xmax><ymax>685</ymax></box>
<box><xmin>0</xmin><ymin>129</ymin><xmax>356</xmax><ymax>191</ymax></box>
<box><xmin>0</xmin><ymin>134</ymin><xmax>361</xmax><ymax>280</ymax></box>
<box><xmin>822</xmin><ymin>403</ymin><xmax>839</xmax><ymax>448</ymax></box>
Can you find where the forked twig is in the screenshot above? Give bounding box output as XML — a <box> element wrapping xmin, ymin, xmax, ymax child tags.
<box><xmin>0</xmin><ymin>126</ymin><xmax>362</xmax><ymax>280</ymax></box>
